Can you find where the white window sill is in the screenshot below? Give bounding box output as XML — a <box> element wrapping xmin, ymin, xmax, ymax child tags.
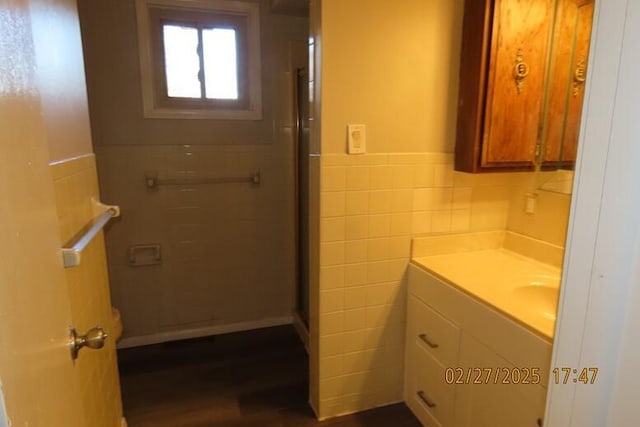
<box><xmin>143</xmin><ymin>106</ymin><xmax>263</xmax><ymax>120</ymax></box>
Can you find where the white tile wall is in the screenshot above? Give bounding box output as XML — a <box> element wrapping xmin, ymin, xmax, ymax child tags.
<box><xmin>96</xmin><ymin>144</ymin><xmax>296</xmax><ymax>341</ymax></box>
<box><xmin>316</xmin><ymin>152</ymin><xmax>537</xmax><ymax>418</ymax></box>
<box><xmin>81</xmin><ymin>0</ymin><xmax>310</xmax><ymax>346</ymax></box>
<box><xmin>51</xmin><ymin>155</ymin><xmax>124</xmax><ymax>426</ymax></box>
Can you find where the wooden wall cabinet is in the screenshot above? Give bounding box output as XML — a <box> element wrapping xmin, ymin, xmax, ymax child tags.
<box><xmin>455</xmin><ymin>0</ymin><xmax>594</xmax><ymax>173</ymax></box>
<box><xmin>541</xmin><ymin>0</ymin><xmax>595</xmax><ymax>170</ymax></box>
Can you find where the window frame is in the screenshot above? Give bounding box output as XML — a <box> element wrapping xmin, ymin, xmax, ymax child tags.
<box><xmin>136</xmin><ymin>0</ymin><xmax>262</xmax><ymax>120</ymax></box>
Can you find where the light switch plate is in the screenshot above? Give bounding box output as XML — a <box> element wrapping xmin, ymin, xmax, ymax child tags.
<box><xmin>525</xmin><ymin>192</ymin><xmax>538</xmax><ymax>215</ymax></box>
<box><xmin>347</xmin><ymin>124</ymin><xmax>366</xmax><ymax>154</ymax></box>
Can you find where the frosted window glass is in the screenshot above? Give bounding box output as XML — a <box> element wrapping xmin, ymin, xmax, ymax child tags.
<box><xmin>163</xmin><ymin>25</ymin><xmax>201</xmax><ymax>98</ymax></box>
<box><xmin>202</xmin><ymin>28</ymin><xmax>238</xmax><ymax>99</ymax></box>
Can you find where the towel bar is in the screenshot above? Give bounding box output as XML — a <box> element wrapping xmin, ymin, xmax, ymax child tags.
<box><xmin>61</xmin><ymin>200</ymin><xmax>120</xmax><ymax>268</ymax></box>
<box><xmin>145</xmin><ymin>171</ymin><xmax>261</xmax><ymax>189</ymax></box>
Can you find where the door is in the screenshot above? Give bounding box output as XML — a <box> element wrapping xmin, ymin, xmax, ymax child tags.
<box><xmin>0</xmin><ymin>1</ymin><xmax>85</xmax><ymax>424</ymax></box>
<box><xmin>482</xmin><ymin>0</ymin><xmax>555</xmax><ymax>168</ymax></box>
<box><xmin>542</xmin><ymin>0</ymin><xmax>595</xmax><ymax>169</ymax></box>
<box><xmin>0</xmin><ymin>1</ymin><xmax>121</xmax><ymax>426</ymax></box>
<box><xmin>454</xmin><ymin>333</ymin><xmax>547</xmax><ymax>427</ymax></box>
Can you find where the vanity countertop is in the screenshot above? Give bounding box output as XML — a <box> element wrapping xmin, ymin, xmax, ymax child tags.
<box><xmin>412</xmin><ymin>247</ymin><xmax>561</xmax><ymax>340</ymax></box>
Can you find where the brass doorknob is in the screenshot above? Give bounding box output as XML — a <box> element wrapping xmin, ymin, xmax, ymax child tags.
<box><xmin>69</xmin><ymin>326</ymin><xmax>108</xmax><ymax>360</ymax></box>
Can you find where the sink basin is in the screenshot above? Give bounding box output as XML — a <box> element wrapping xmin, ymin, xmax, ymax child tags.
<box><xmin>512</xmin><ymin>284</ymin><xmax>560</xmax><ymax>321</ymax></box>
<box><xmin>412</xmin><ymin>247</ymin><xmax>563</xmax><ymax>339</ymax></box>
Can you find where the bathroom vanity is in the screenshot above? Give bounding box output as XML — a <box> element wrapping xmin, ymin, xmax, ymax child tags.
<box><xmin>404</xmin><ymin>232</ymin><xmax>559</xmax><ymax>426</ymax></box>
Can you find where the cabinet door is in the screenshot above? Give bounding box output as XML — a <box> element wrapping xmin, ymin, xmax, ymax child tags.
<box><xmin>454</xmin><ymin>333</ymin><xmax>547</xmax><ymax>427</ymax></box>
<box><xmin>482</xmin><ymin>0</ymin><xmax>555</xmax><ymax>169</ymax></box>
<box><xmin>542</xmin><ymin>0</ymin><xmax>595</xmax><ymax>168</ymax></box>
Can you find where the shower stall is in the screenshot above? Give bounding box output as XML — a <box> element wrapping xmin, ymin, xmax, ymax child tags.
<box><xmin>294</xmin><ymin>66</ymin><xmax>311</xmax><ymax>337</ymax></box>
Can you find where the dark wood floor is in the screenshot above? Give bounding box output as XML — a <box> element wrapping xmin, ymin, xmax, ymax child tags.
<box><xmin>118</xmin><ymin>325</ymin><xmax>420</xmax><ymax>427</ymax></box>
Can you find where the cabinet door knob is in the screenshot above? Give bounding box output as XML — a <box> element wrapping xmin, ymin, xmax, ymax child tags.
<box><xmin>418</xmin><ymin>333</ymin><xmax>439</xmax><ymax>349</ymax></box>
<box><xmin>513</xmin><ymin>48</ymin><xmax>530</xmax><ymax>94</ymax></box>
<box><xmin>573</xmin><ymin>56</ymin><xmax>587</xmax><ymax>96</ymax></box>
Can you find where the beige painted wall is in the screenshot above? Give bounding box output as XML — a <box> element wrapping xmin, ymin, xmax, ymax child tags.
<box><xmin>31</xmin><ymin>0</ymin><xmax>93</xmax><ymax>161</ymax></box>
<box><xmin>320</xmin><ymin>0</ymin><xmax>464</xmax><ymax>154</ymax></box>
<box><xmin>78</xmin><ymin>0</ymin><xmax>309</xmax><ymax>343</ymax></box>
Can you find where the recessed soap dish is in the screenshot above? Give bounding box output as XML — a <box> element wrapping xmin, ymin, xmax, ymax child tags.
<box><xmin>129</xmin><ymin>244</ymin><xmax>162</xmax><ymax>267</ymax></box>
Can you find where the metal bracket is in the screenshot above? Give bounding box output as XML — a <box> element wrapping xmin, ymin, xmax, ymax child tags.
<box><xmin>92</xmin><ymin>198</ymin><xmax>120</xmax><ymax>218</ymax></box>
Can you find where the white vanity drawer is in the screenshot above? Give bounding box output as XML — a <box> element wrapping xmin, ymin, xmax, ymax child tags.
<box><xmin>408</xmin><ymin>295</ymin><xmax>460</xmax><ymax>366</ymax></box>
<box><xmin>407</xmin><ymin>344</ymin><xmax>455</xmax><ymax>427</ymax></box>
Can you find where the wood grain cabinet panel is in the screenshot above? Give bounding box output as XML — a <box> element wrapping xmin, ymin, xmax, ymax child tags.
<box><xmin>456</xmin><ymin>0</ymin><xmax>555</xmax><ymax>172</ymax></box>
<box><xmin>455</xmin><ymin>0</ymin><xmax>593</xmax><ymax>173</ymax></box>
<box><xmin>542</xmin><ymin>0</ymin><xmax>595</xmax><ymax>169</ymax></box>
<box><xmin>483</xmin><ymin>0</ymin><xmax>554</xmax><ymax>169</ymax></box>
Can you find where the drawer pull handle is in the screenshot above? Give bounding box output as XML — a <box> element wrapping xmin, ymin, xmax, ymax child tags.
<box><xmin>417</xmin><ymin>390</ymin><xmax>437</xmax><ymax>408</ymax></box>
<box><xmin>418</xmin><ymin>333</ymin><xmax>439</xmax><ymax>348</ymax></box>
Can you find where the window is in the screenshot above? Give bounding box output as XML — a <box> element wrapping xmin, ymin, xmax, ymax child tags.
<box><xmin>136</xmin><ymin>0</ymin><xmax>262</xmax><ymax>119</ymax></box>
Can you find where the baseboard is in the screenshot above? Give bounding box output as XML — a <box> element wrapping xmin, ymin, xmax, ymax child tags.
<box><xmin>117</xmin><ymin>316</ymin><xmax>293</xmax><ymax>349</ymax></box>
<box><xmin>292</xmin><ymin>310</ymin><xmax>309</xmax><ymax>353</ymax></box>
